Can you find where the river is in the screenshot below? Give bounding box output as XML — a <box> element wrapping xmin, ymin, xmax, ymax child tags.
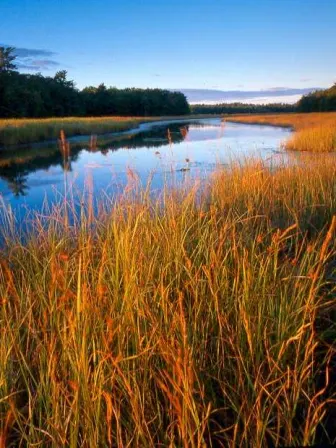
<box><xmin>0</xmin><ymin>118</ymin><xmax>292</xmax><ymax>222</ymax></box>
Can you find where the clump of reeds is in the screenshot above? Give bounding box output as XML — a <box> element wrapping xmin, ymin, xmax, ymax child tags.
<box><xmin>226</xmin><ymin>112</ymin><xmax>336</xmax><ymax>152</ymax></box>
<box><xmin>0</xmin><ymin>156</ymin><xmax>335</xmax><ymax>446</ymax></box>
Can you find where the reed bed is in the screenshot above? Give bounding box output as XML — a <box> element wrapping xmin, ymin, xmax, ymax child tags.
<box><xmin>0</xmin><ymin>116</ymin><xmax>149</xmax><ymax>147</ymax></box>
<box><xmin>0</xmin><ymin>157</ymin><xmax>335</xmax><ymax>447</ymax></box>
<box><xmin>226</xmin><ymin>112</ymin><xmax>336</xmax><ymax>152</ymax></box>
<box><xmin>0</xmin><ymin>114</ymin><xmax>216</xmax><ymax>147</ymax></box>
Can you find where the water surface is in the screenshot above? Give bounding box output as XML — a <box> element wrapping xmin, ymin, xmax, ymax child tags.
<box><xmin>0</xmin><ymin>118</ymin><xmax>291</xmax><ymax>220</ymax></box>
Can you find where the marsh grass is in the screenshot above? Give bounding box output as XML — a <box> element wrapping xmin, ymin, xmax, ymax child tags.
<box><xmin>286</xmin><ymin>125</ymin><xmax>336</xmax><ymax>152</ymax></box>
<box><xmin>0</xmin><ymin>114</ymin><xmax>216</xmax><ymax>147</ymax></box>
<box><xmin>0</xmin><ymin>116</ymin><xmax>148</xmax><ymax>147</ymax></box>
<box><xmin>0</xmin><ymin>157</ymin><xmax>335</xmax><ymax>446</ymax></box>
<box><xmin>226</xmin><ymin>112</ymin><xmax>336</xmax><ymax>152</ymax></box>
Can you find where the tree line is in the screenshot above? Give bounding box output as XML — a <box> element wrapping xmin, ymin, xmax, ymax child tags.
<box><xmin>296</xmin><ymin>83</ymin><xmax>336</xmax><ymax>112</ymax></box>
<box><xmin>191</xmin><ymin>84</ymin><xmax>336</xmax><ymax>115</ymax></box>
<box><xmin>0</xmin><ymin>47</ymin><xmax>190</xmax><ymax>118</ymax></box>
<box><xmin>1</xmin><ymin>46</ymin><xmax>335</xmax><ymax>118</ymax></box>
<box><xmin>190</xmin><ymin>102</ymin><xmax>295</xmax><ymax>115</ymax></box>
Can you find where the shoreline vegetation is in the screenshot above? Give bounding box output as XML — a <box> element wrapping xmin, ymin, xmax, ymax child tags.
<box><xmin>0</xmin><ymin>157</ymin><xmax>335</xmax><ymax>446</ymax></box>
<box><xmin>226</xmin><ymin>112</ymin><xmax>336</xmax><ymax>152</ymax></box>
<box><xmin>0</xmin><ymin>114</ymin><xmax>219</xmax><ymax>147</ymax></box>
<box><xmin>1</xmin><ymin>111</ymin><xmax>335</xmax><ymax>152</ymax></box>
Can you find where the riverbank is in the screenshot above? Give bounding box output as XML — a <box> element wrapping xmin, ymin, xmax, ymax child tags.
<box><xmin>0</xmin><ymin>156</ymin><xmax>335</xmax><ymax>446</ymax></box>
<box><xmin>226</xmin><ymin>112</ymin><xmax>336</xmax><ymax>152</ymax></box>
<box><xmin>0</xmin><ymin>114</ymin><xmax>221</xmax><ymax>147</ymax></box>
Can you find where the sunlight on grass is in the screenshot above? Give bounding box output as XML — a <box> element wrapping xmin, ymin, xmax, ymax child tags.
<box><xmin>0</xmin><ymin>116</ymin><xmax>148</xmax><ymax>146</ymax></box>
<box><xmin>0</xmin><ymin>156</ymin><xmax>335</xmax><ymax>446</ymax></box>
<box><xmin>227</xmin><ymin>112</ymin><xmax>336</xmax><ymax>152</ymax></box>
<box><xmin>0</xmin><ymin>114</ymin><xmax>215</xmax><ymax>147</ymax></box>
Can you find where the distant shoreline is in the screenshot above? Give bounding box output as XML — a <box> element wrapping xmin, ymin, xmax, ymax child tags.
<box><xmin>0</xmin><ymin>114</ymin><xmax>222</xmax><ymax>148</ymax></box>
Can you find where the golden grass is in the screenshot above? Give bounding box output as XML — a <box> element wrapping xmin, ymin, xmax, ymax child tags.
<box><xmin>226</xmin><ymin>112</ymin><xmax>336</xmax><ymax>152</ymax></box>
<box><xmin>0</xmin><ymin>156</ymin><xmax>335</xmax><ymax>446</ymax></box>
<box><xmin>0</xmin><ymin>116</ymin><xmax>150</xmax><ymax>146</ymax></box>
<box><xmin>0</xmin><ymin>114</ymin><xmax>217</xmax><ymax>147</ymax></box>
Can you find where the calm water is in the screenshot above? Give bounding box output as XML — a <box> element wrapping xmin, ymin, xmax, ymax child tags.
<box><xmin>0</xmin><ymin>118</ymin><xmax>291</xmax><ymax>221</ymax></box>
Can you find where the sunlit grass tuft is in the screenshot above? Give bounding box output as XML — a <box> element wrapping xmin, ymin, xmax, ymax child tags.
<box><xmin>286</xmin><ymin>125</ymin><xmax>336</xmax><ymax>152</ymax></box>
<box><xmin>0</xmin><ymin>156</ymin><xmax>335</xmax><ymax>446</ymax></box>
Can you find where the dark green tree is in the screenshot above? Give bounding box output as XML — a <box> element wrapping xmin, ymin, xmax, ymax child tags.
<box><xmin>297</xmin><ymin>83</ymin><xmax>336</xmax><ymax>112</ymax></box>
<box><xmin>0</xmin><ymin>46</ymin><xmax>17</xmax><ymax>72</ymax></box>
<box><xmin>54</xmin><ymin>70</ymin><xmax>75</xmax><ymax>89</ymax></box>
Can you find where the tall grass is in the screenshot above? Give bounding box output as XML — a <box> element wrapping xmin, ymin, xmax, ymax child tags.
<box><xmin>0</xmin><ymin>116</ymin><xmax>148</xmax><ymax>147</ymax></box>
<box><xmin>0</xmin><ymin>114</ymin><xmax>216</xmax><ymax>147</ymax></box>
<box><xmin>0</xmin><ymin>157</ymin><xmax>335</xmax><ymax>446</ymax></box>
<box><xmin>226</xmin><ymin>112</ymin><xmax>336</xmax><ymax>152</ymax></box>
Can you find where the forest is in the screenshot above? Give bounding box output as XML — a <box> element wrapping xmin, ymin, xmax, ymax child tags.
<box><xmin>0</xmin><ymin>70</ymin><xmax>191</xmax><ymax>118</ymax></box>
<box><xmin>0</xmin><ymin>47</ymin><xmax>190</xmax><ymax>117</ymax></box>
<box><xmin>297</xmin><ymin>83</ymin><xmax>336</xmax><ymax>112</ymax></box>
<box><xmin>190</xmin><ymin>102</ymin><xmax>295</xmax><ymax>114</ymax></box>
<box><xmin>1</xmin><ymin>46</ymin><xmax>335</xmax><ymax>118</ymax></box>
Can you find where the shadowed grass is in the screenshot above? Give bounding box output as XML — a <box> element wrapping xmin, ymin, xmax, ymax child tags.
<box><xmin>0</xmin><ymin>156</ymin><xmax>335</xmax><ymax>446</ymax></box>
<box><xmin>226</xmin><ymin>112</ymin><xmax>336</xmax><ymax>152</ymax></box>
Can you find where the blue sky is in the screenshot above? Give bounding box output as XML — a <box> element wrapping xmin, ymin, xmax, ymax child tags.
<box><xmin>1</xmin><ymin>0</ymin><xmax>335</xmax><ymax>103</ymax></box>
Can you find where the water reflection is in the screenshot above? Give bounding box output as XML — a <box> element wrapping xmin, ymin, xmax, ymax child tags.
<box><xmin>0</xmin><ymin>119</ymin><xmax>293</xmax><ymax>220</ymax></box>
<box><xmin>6</xmin><ymin>173</ymin><xmax>29</xmax><ymax>197</ymax></box>
<box><xmin>0</xmin><ymin>122</ymin><xmax>189</xmax><ymax>197</ymax></box>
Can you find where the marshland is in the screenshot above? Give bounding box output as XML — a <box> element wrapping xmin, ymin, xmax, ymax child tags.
<box><xmin>0</xmin><ymin>119</ymin><xmax>291</xmax><ymax>214</ymax></box>
<box><xmin>0</xmin><ymin>113</ymin><xmax>335</xmax><ymax>447</ymax></box>
<box><xmin>0</xmin><ymin>115</ymin><xmax>218</xmax><ymax>148</ymax></box>
<box><xmin>1</xmin><ymin>2</ymin><xmax>336</xmax><ymax>445</ymax></box>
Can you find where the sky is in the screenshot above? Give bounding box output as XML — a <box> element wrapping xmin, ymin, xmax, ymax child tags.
<box><xmin>1</xmin><ymin>0</ymin><xmax>335</xmax><ymax>103</ymax></box>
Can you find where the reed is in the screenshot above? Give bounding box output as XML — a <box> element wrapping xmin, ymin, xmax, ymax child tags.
<box><xmin>226</xmin><ymin>112</ymin><xmax>336</xmax><ymax>152</ymax></box>
<box><xmin>0</xmin><ymin>156</ymin><xmax>335</xmax><ymax>446</ymax></box>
